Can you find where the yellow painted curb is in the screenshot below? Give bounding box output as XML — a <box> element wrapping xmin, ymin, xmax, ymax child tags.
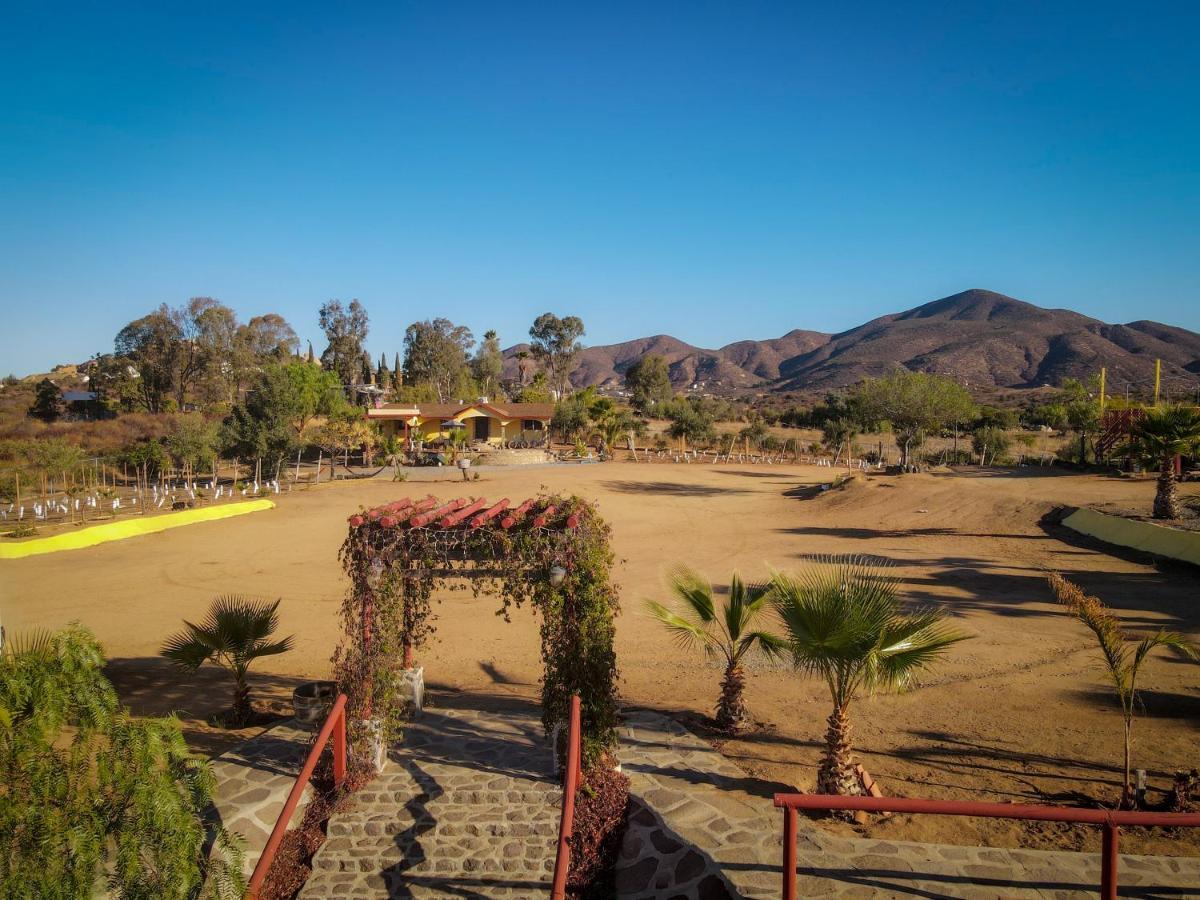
<box><xmin>0</xmin><ymin>499</ymin><xmax>276</xmax><ymax>560</ymax></box>
<box><xmin>1062</xmin><ymin>507</ymin><xmax>1200</xmax><ymax>567</ymax></box>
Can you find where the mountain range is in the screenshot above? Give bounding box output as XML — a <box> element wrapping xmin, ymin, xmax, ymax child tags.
<box><xmin>503</xmin><ymin>289</ymin><xmax>1200</xmax><ymax>397</ymax></box>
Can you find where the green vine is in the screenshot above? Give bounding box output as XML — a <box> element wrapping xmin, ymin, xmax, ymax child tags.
<box><xmin>332</xmin><ymin>494</ymin><xmax>620</xmax><ymax>764</ymax></box>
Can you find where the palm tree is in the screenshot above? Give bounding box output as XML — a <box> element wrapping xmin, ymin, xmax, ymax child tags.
<box><xmin>594</xmin><ymin>408</ymin><xmax>646</xmax><ymax>459</ymax></box>
<box><xmin>647</xmin><ymin>567</ymin><xmax>786</xmax><ymax>732</ymax></box>
<box><xmin>161</xmin><ymin>596</ymin><xmax>293</xmax><ymax>725</ymax></box>
<box><xmin>1047</xmin><ymin>573</ymin><xmax>1197</xmax><ymax>808</ymax></box>
<box><xmin>770</xmin><ymin>558</ymin><xmax>968</xmax><ymax>796</ymax></box>
<box><xmin>1116</xmin><ymin>405</ymin><xmax>1200</xmax><ymax>519</ymax></box>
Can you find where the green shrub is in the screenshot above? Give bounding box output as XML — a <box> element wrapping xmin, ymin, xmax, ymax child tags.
<box><xmin>0</xmin><ymin>625</ymin><xmax>244</xmax><ymax>898</ymax></box>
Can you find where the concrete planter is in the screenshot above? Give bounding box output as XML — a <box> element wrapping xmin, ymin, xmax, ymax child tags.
<box><xmin>396</xmin><ymin>666</ymin><xmax>425</xmax><ymax>716</ymax></box>
<box><xmin>360</xmin><ymin>717</ymin><xmax>387</xmax><ymax>773</ymax></box>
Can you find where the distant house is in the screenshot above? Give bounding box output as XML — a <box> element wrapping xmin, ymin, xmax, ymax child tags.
<box><xmin>60</xmin><ymin>389</ymin><xmax>100</xmax><ymax>420</ymax></box>
<box><xmin>366</xmin><ymin>400</ymin><xmax>554</xmax><ymax>445</ymax></box>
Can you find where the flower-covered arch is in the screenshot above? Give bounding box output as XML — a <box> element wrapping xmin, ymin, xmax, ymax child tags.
<box><xmin>333</xmin><ymin>494</ymin><xmax>620</xmax><ymax>760</ymax></box>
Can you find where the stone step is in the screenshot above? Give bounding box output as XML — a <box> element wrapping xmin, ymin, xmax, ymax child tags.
<box><xmin>299</xmin><ymin>863</ymin><xmax>553</xmax><ymax>899</ymax></box>
<box><xmin>327</xmin><ymin>808</ymin><xmax>560</xmax><ymax>838</ymax></box>
<box><xmin>310</xmin><ymin>833</ymin><xmax>557</xmax><ymax>875</ymax></box>
<box><xmin>346</xmin><ymin>787</ymin><xmax>561</xmax><ymax>807</ymax></box>
<box><xmin>296</xmin><ymin>707</ymin><xmax>563</xmax><ymax>898</ymax></box>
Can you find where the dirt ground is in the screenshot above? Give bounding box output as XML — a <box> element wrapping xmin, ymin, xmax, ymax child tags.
<box><xmin>3</xmin><ymin>461</ymin><xmax>1198</xmax><ymax>856</ymax></box>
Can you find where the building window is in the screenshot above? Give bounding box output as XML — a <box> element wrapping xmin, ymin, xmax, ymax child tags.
<box><xmin>522</xmin><ymin>419</ymin><xmax>544</xmax><ymax>431</ymax></box>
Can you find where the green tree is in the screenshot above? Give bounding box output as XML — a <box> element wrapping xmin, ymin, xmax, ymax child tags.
<box><xmin>971</xmin><ymin>425</ymin><xmax>1011</xmax><ymax>465</ymax></box>
<box><xmin>188</xmin><ymin>297</ymin><xmax>240</xmax><ymax>406</ymax></box>
<box><xmin>529</xmin><ymin>312</ymin><xmax>585</xmax><ymax>399</ymax></box>
<box><xmin>318</xmin><ymin>299</ymin><xmax>370</xmax><ymax>387</ymax></box>
<box><xmin>739</xmin><ymin>415</ymin><xmax>771</xmax><ymax>450</ymax></box>
<box><xmin>973</xmin><ymin>405</ymin><xmax>1019</xmax><ymax>430</ymax></box>
<box><xmin>1116</xmin><ymin>405</ymin><xmax>1200</xmax><ymax>519</ymax></box>
<box><xmin>1047</xmin><ymin>573</ymin><xmax>1198</xmax><ymax>807</ymax></box>
<box><xmin>1</xmin><ymin>624</ymin><xmax>244</xmax><ymax>898</ymax></box>
<box><xmin>23</xmin><ymin>437</ymin><xmax>88</xmax><ymax>483</ymax></box>
<box><xmin>90</xmin><ymin>353</ymin><xmax>141</xmax><ymax>412</ymax></box>
<box><xmin>594</xmin><ymin>407</ymin><xmax>645</xmax><ymax>457</ymax></box>
<box><xmin>376</xmin><ymin>352</ymin><xmax>391</xmax><ymax>391</ymax></box>
<box><xmin>160</xmin><ymin>597</ymin><xmax>294</xmax><ymax>726</ymax></box>
<box><xmin>851</xmin><ymin>370</ymin><xmax>975</xmax><ymax>469</ymax></box>
<box><xmin>1026</xmin><ymin>400</ymin><xmax>1068</xmax><ymax>431</ymax></box>
<box><xmin>403</xmin><ymin>318</ymin><xmax>475</xmax><ymax>402</ymax></box>
<box><xmin>115</xmin><ymin>307</ymin><xmax>183</xmax><ymax>413</ymax></box>
<box><xmin>221</xmin><ymin>362</ymin><xmax>344</xmax><ymax>465</ymax></box>
<box><xmin>28</xmin><ymin>378</ymin><xmax>62</xmax><ymax>422</ymax></box>
<box><xmin>473</xmin><ymin>329</ymin><xmax>505</xmax><ymax>399</ymax></box>
<box><xmin>238</xmin><ymin>313</ymin><xmax>299</xmax><ymax>360</ymax></box>
<box><xmin>625</xmin><ymin>354</ymin><xmax>673</xmax><ymax>412</ymax></box>
<box><xmin>165</xmin><ymin>416</ymin><xmax>220</xmax><ymax>472</ymax></box>
<box><xmin>1060</xmin><ymin>378</ymin><xmax>1100</xmax><ymax>464</ymax></box>
<box><xmin>821</xmin><ymin>417</ymin><xmax>860</xmax><ymax>463</ymax></box>
<box><xmin>232</xmin><ymin>313</ymin><xmax>300</xmax><ymax>401</ymax></box>
<box><xmin>647</xmin><ymin>568</ymin><xmax>785</xmax><ymax>732</ymax></box>
<box><xmin>770</xmin><ymin>558</ymin><xmax>967</xmax><ymax>795</ymax></box>
<box><xmin>311</xmin><ymin>415</ymin><xmax>377</xmax><ymax>466</ymax></box>
<box><xmin>550</xmin><ymin>389</ymin><xmax>596</xmax><ymax>441</ymax></box>
<box><xmin>661</xmin><ymin>397</ymin><xmax>717</xmax><ymax>446</ymax></box>
<box><xmin>515</xmin><ymin>371</ymin><xmax>554</xmax><ymax>403</ymax></box>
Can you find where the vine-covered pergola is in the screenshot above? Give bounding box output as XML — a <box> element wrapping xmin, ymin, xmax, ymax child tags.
<box><xmin>333</xmin><ymin>493</ymin><xmax>620</xmax><ymax>759</ymax></box>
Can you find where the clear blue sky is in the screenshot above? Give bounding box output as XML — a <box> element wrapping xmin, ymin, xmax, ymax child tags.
<box><xmin>2</xmin><ymin>2</ymin><xmax>1198</xmax><ymax>376</ymax></box>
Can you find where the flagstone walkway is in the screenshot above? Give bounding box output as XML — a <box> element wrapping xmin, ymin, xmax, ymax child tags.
<box><xmin>210</xmin><ymin>719</ymin><xmax>315</xmax><ymax>878</ymax></box>
<box><xmin>299</xmin><ymin>705</ymin><xmax>561</xmax><ymax>898</ymax></box>
<box><xmin>616</xmin><ymin>710</ymin><xmax>1200</xmax><ymax>899</ymax></box>
<box><xmin>225</xmin><ymin>701</ymin><xmax>1200</xmax><ymax>898</ymax></box>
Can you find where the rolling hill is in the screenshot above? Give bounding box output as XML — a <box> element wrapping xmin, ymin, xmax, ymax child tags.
<box><xmin>503</xmin><ymin>289</ymin><xmax>1200</xmax><ymax>396</ymax></box>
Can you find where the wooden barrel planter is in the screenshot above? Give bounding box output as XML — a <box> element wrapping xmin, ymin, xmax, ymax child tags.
<box><xmin>293</xmin><ymin>680</ymin><xmax>338</xmax><ymax>726</ymax></box>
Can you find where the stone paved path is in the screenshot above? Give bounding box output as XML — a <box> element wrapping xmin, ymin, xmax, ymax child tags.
<box><xmin>615</xmin><ymin>710</ymin><xmax>1200</xmax><ymax>899</ymax></box>
<box><xmin>211</xmin><ymin>719</ymin><xmax>315</xmax><ymax>878</ymax></box>
<box><xmin>300</xmin><ymin>705</ymin><xmax>561</xmax><ymax>898</ymax></box>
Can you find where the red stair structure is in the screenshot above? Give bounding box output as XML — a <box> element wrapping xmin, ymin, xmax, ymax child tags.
<box><xmin>1095</xmin><ymin>408</ymin><xmax>1145</xmax><ymax>461</ymax></box>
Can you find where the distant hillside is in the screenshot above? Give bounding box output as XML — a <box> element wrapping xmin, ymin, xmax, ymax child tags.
<box><xmin>503</xmin><ymin>289</ymin><xmax>1200</xmax><ymax>395</ymax></box>
<box><xmin>774</xmin><ymin>290</ymin><xmax>1200</xmax><ymax>392</ymax></box>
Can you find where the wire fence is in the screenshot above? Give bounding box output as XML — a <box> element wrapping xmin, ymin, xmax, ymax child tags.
<box><xmin>0</xmin><ymin>453</ymin><xmax>349</xmax><ymax>532</ymax></box>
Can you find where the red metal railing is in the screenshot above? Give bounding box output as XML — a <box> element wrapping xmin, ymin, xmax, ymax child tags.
<box><xmin>550</xmin><ymin>694</ymin><xmax>583</xmax><ymax>900</ymax></box>
<box><xmin>774</xmin><ymin>793</ymin><xmax>1200</xmax><ymax>900</ymax></box>
<box><xmin>246</xmin><ymin>693</ymin><xmax>348</xmax><ymax>899</ymax></box>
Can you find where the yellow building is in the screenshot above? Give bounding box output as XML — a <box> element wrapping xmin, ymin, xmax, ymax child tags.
<box><xmin>366</xmin><ymin>401</ymin><xmax>554</xmax><ymax>445</ymax></box>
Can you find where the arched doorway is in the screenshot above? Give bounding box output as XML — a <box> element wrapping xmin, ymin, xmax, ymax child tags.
<box><xmin>333</xmin><ymin>494</ymin><xmax>620</xmax><ymax>764</ymax></box>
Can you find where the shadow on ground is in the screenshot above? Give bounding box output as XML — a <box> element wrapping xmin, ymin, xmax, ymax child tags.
<box><xmin>600</xmin><ymin>480</ymin><xmax>751</xmax><ymax>496</ymax></box>
<box><xmin>106</xmin><ymin>656</ymin><xmax>308</xmax><ymax>756</ymax></box>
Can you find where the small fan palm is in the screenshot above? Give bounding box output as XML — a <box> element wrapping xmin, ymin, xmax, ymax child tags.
<box><xmin>161</xmin><ymin>596</ymin><xmax>293</xmax><ymax>725</ymax></box>
<box><xmin>595</xmin><ymin>409</ymin><xmax>645</xmax><ymax>459</ymax></box>
<box><xmin>1047</xmin><ymin>573</ymin><xmax>1197</xmax><ymax>808</ymax></box>
<box><xmin>647</xmin><ymin>567</ymin><xmax>786</xmax><ymax>732</ymax></box>
<box><xmin>1116</xmin><ymin>405</ymin><xmax>1200</xmax><ymax>519</ymax></box>
<box><xmin>770</xmin><ymin>558</ymin><xmax>968</xmax><ymax>796</ymax></box>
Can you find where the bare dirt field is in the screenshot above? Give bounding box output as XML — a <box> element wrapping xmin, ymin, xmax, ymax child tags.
<box><xmin>3</xmin><ymin>461</ymin><xmax>1198</xmax><ymax>856</ymax></box>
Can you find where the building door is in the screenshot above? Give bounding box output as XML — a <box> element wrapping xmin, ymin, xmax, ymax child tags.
<box><xmin>473</xmin><ymin>416</ymin><xmax>490</xmax><ymax>441</ymax></box>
